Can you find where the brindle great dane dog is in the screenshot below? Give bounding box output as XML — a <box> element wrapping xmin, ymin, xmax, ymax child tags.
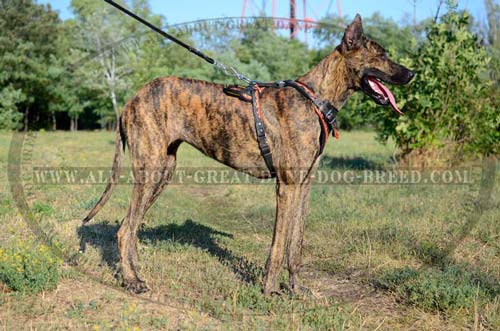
<box><xmin>82</xmin><ymin>15</ymin><xmax>414</xmax><ymax>295</ymax></box>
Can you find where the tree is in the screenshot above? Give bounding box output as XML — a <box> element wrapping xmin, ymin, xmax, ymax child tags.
<box><xmin>69</xmin><ymin>0</ymin><xmax>159</xmax><ymax>128</ymax></box>
<box><xmin>127</xmin><ymin>29</ymin><xmax>216</xmax><ymax>93</ymax></box>
<box><xmin>0</xmin><ymin>0</ymin><xmax>60</xmax><ymax>130</ymax></box>
<box><xmin>482</xmin><ymin>0</ymin><xmax>500</xmax><ymax>154</ymax></box>
<box><xmin>484</xmin><ymin>0</ymin><xmax>500</xmax><ymax>86</ymax></box>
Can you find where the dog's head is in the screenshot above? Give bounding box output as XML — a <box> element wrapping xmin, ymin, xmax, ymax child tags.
<box><xmin>339</xmin><ymin>14</ymin><xmax>414</xmax><ymax>114</ymax></box>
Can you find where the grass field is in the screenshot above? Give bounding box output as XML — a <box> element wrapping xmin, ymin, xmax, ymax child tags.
<box><xmin>0</xmin><ymin>130</ymin><xmax>498</xmax><ymax>330</ymax></box>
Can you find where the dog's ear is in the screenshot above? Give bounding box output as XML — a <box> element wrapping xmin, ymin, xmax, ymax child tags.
<box><xmin>341</xmin><ymin>14</ymin><xmax>364</xmax><ymax>52</ymax></box>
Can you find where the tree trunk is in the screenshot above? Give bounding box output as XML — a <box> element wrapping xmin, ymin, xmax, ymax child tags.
<box><xmin>52</xmin><ymin>113</ymin><xmax>57</xmax><ymax>131</ymax></box>
<box><xmin>110</xmin><ymin>89</ymin><xmax>120</xmax><ymax>123</ymax></box>
<box><xmin>24</xmin><ymin>106</ymin><xmax>29</xmax><ymax>132</ymax></box>
<box><xmin>75</xmin><ymin>113</ymin><xmax>79</xmax><ymax>131</ymax></box>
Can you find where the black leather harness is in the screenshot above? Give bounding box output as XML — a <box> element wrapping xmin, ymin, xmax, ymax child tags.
<box><xmin>223</xmin><ymin>80</ymin><xmax>339</xmax><ymax>178</ymax></box>
<box><xmin>102</xmin><ymin>1</ymin><xmax>338</xmax><ymax>178</ymax></box>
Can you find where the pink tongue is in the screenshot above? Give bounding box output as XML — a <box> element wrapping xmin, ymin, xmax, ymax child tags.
<box><xmin>368</xmin><ymin>78</ymin><xmax>403</xmax><ymax>115</ymax></box>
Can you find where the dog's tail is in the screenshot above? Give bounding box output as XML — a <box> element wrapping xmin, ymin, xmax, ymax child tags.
<box><xmin>82</xmin><ymin>119</ymin><xmax>126</xmax><ymax>224</ymax></box>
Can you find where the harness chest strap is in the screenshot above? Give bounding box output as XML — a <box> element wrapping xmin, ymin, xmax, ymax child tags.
<box><xmin>223</xmin><ymin>81</ymin><xmax>340</xmax><ymax>177</ymax></box>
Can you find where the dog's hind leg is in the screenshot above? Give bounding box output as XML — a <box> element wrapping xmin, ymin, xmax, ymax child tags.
<box><xmin>264</xmin><ymin>182</ymin><xmax>302</xmax><ymax>295</ymax></box>
<box><xmin>117</xmin><ymin>141</ymin><xmax>180</xmax><ymax>294</ymax></box>
<box><xmin>146</xmin><ymin>141</ymin><xmax>180</xmax><ymax>207</ymax></box>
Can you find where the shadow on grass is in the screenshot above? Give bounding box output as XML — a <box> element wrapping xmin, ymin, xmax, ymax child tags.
<box><xmin>78</xmin><ymin>219</ymin><xmax>263</xmax><ymax>285</ymax></box>
<box><xmin>319</xmin><ymin>155</ymin><xmax>385</xmax><ymax>170</ymax></box>
<box><xmin>344</xmin><ymin>225</ymin><xmax>499</xmax><ymax>301</ymax></box>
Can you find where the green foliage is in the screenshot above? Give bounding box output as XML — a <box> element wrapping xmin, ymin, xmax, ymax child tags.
<box><xmin>373</xmin><ymin>8</ymin><xmax>498</xmax><ymax>156</ymax></box>
<box><xmin>47</xmin><ymin>19</ymin><xmax>97</xmax><ymax>130</ymax></box>
<box><xmin>0</xmin><ymin>87</ymin><xmax>24</xmax><ymax>129</ymax></box>
<box><xmin>316</xmin><ymin>9</ymin><xmax>499</xmax><ymax>156</ymax></box>
<box><xmin>32</xmin><ymin>202</ymin><xmax>54</xmax><ymax>217</ymax></box>
<box><xmin>70</xmin><ymin>0</ymin><xmax>140</xmax><ymax>127</ymax></box>
<box><xmin>1</xmin><ymin>0</ymin><xmax>498</xmax><ymax>158</ymax></box>
<box><xmin>378</xmin><ymin>266</ymin><xmax>499</xmax><ymax>311</ymax></box>
<box><xmin>484</xmin><ymin>0</ymin><xmax>500</xmax><ymax>86</ymax></box>
<box><xmin>79</xmin><ymin>196</ymin><xmax>100</xmax><ymax>210</ymax></box>
<box><xmin>238</xmin><ymin>28</ymin><xmax>312</xmax><ymax>80</ymax></box>
<box><xmin>0</xmin><ymin>0</ymin><xmax>60</xmax><ymax>129</ymax></box>
<box><xmin>0</xmin><ymin>239</ymin><xmax>61</xmax><ymax>294</ymax></box>
<box><xmin>127</xmin><ymin>30</ymin><xmax>215</xmax><ymax>91</ymax></box>
<box><xmin>231</xmin><ymin>285</ymin><xmax>352</xmax><ymax>330</ymax></box>
<box><xmin>301</xmin><ymin>304</ymin><xmax>349</xmax><ymax>331</ymax></box>
<box><xmin>481</xmin><ymin>0</ymin><xmax>500</xmax><ymax>155</ymax></box>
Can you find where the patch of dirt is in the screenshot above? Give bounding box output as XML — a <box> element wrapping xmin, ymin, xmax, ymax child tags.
<box><xmin>0</xmin><ymin>282</ymin><xmax>11</xmax><ymax>293</ymax></box>
<box><xmin>302</xmin><ymin>268</ymin><xmax>400</xmax><ymax>316</ymax></box>
<box><xmin>301</xmin><ymin>268</ymin><xmax>469</xmax><ymax>331</ymax></box>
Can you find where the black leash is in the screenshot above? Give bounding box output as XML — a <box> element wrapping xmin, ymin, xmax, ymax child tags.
<box><xmin>104</xmin><ymin>0</ymin><xmax>212</xmax><ymax>63</ymax></box>
<box><xmin>103</xmin><ymin>0</ymin><xmax>339</xmax><ymax>178</ymax></box>
<box><xmin>102</xmin><ymin>0</ymin><xmax>252</xmax><ymax>83</ymax></box>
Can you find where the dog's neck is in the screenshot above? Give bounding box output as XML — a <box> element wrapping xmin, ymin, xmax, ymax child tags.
<box><xmin>298</xmin><ymin>48</ymin><xmax>356</xmax><ymax>109</ymax></box>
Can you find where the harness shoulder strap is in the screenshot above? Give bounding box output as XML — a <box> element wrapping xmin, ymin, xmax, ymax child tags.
<box><xmin>250</xmin><ymin>86</ymin><xmax>276</xmax><ymax>177</ymax></box>
<box><xmin>223</xmin><ymin>85</ymin><xmax>252</xmax><ymax>102</ymax></box>
<box><xmin>284</xmin><ymin>80</ymin><xmax>340</xmax><ymax>154</ymax></box>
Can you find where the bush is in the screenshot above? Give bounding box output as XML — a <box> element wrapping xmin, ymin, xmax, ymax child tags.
<box><xmin>378</xmin><ymin>266</ymin><xmax>499</xmax><ymax>311</ymax></box>
<box><xmin>0</xmin><ymin>239</ymin><xmax>61</xmax><ymax>294</ymax></box>
<box><xmin>373</xmin><ymin>6</ymin><xmax>499</xmax><ymax>158</ymax></box>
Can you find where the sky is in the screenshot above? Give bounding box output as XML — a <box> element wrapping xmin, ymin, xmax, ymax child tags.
<box><xmin>41</xmin><ymin>0</ymin><xmax>487</xmax><ymax>27</ymax></box>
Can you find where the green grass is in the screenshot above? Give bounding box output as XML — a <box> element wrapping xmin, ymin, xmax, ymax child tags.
<box><xmin>377</xmin><ymin>265</ymin><xmax>499</xmax><ymax>311</ymax></box>
<box><xmin>0</xmin><ymin>238</ymin><xmax>61</xmax><ymax>294</ymax></box>
<box><xmin>0</xmin><ymin>130</ymin><xmax>498</xmax><ymax>330</ymax></box>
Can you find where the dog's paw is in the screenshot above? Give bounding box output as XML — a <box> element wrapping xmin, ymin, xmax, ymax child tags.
<box><xmin>263</xmin><ymin>283</ymin><xmax>281</xmax><ymax>296</ymax></box>
<box><xmin>123</xmin><ymin>279</ymin><xmax>150</xmax><ymax>294</ymax></box>
<box><xmin>290</xmin><ymin>285</ymin><xmax>313</xmax><ymax>298</ymax></box>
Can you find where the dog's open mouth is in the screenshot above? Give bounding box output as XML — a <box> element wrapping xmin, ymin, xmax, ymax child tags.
<box><xmin>362</xmin><ymin>76</ymin><xmax>403</xmax><ymax>115</ymax></box>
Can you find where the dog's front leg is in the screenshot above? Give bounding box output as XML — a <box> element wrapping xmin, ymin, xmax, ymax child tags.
<box><xmin>264</xmin><ymin>182</ymin><xmax>301</xmax><ymax>295</ymax></box>
<box><xmin>286</xmin><ymin>181</ymin><xmax>311</xmax><ymax>295</ymax></box>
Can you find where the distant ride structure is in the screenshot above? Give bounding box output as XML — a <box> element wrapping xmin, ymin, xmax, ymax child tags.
<box><xmin>241</xmin><ymin>0</ymin><xmax>345</xmax><ymax>41</ymax></box>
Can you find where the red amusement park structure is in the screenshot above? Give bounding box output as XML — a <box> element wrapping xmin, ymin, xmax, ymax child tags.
<box><xmin>241</xmin><ymin>0</ymin><xmax>345</xmax><ymax>40</ymax></box>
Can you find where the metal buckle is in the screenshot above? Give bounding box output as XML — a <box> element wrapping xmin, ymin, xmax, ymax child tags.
<box><xmin>320</xmin><ymin>101</ymin><xmax>338</xmax><ymax>128</ymax></box>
